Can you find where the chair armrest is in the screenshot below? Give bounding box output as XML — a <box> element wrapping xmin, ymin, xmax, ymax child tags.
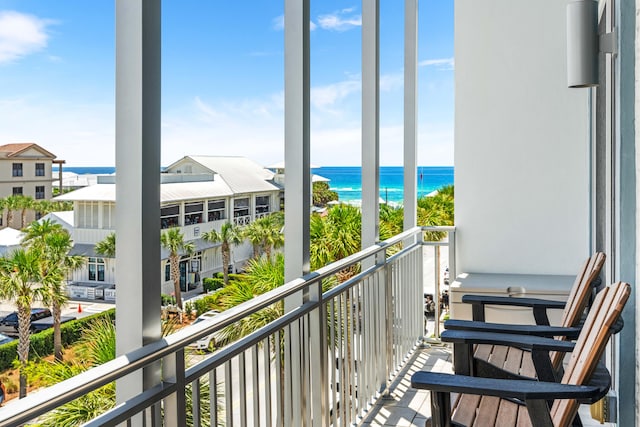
<box><xmin>444</xmin><ymin>319</ymin><xmax>581</xmax><ymax>339</ymax></box>
<box><xmin>461</xmin><ymin>295</ymin><xmax>566</xmax><ymax>324</ymax></box>
<box><xmin>441</xmin><ymin>329</ymin><xmax>576</xmax><ymax>352</ymax></box>
<box><xmin>461</xmin><ymin>295</ymin><xmax>567</xmax><ymax>309</ymax></box>
<box><xmin>411</xmin><ymin>371</ymin><xmax>602</xmax><ymax>401</ymax></box>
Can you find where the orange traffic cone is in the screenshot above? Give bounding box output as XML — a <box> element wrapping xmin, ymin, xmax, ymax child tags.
<box><xmin>77</xmin><ymin>304</ymin><xmax>82</xmax><ymax>313</ymax></box>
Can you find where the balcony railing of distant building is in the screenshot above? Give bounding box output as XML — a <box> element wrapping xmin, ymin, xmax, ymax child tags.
<box><xmin>233</xmin><ymin>215</ymin><xmax>252</xmax><ymax>226</ymax></box>
<box><xmin>0</xmin><ymin>226</ymin><xmax>455</xmax><ymax>427</ymax></box>
<box><xmin>255</xmin><ymin>211</ymin><xmax>271</xmax><ymax>220</ymax></box>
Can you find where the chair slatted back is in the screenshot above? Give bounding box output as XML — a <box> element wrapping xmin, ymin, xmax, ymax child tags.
<box><xmin>550</xmin><ymin>252</ymin><xmax>606</xmax><ymax>368</ymax></box>
<box><xmin>551</xmin><ymin>281</ymin><xmax>630</xmax><ymax>427</ymax></box>
<box><xmin>559</xmin><ymin>252</ymin><xmax>606</xmax><ymax>329</ymax></box>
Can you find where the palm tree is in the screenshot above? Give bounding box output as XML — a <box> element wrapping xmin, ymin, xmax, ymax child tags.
<box><xmin>0</xmin><ymin>248</ymin><xmax>47</xmax><ymax>397</ymax></box>
<box><xmin>30</xmin><ymin>316</ymin><xmax>116</xmax><ymax>425</ymax></box>
<box><xmin>202</xmin><ymin>222</ymin><xmax>243</xmax><ymax>285</ymax></box>
<box><xmin>22</xmin><ymin>219</ymin><xmax>85</xmax><ymax>361</ymax></box>
<box><xmin>310</xmin><ymin>204</ymin><xmax>361</xmax><ymax>279</ymax></box>
<box><xmin>0</xmin><ymin>198</ymin><xmax>6</xmax><ymax>227</ymax></box>
<box><xmin>95</xmin><ymin>232</ymin><xmax>116</xmax><ymax>258</ymax></box>
<box><xmin>312</xmin><ymin>181</ymin><xmax>339</xmax><ymax>207</ymax></box>
<box><xmin>32</xmin><ymin>199</ymin><xmax>51</xmax><ymax>219</ymax></box>
<box><xmin>50</xmin><ymin>200</ymin><xmax>74</xmax><ymax>212</ymax></box>
<box><xmin>417</xmin><ymin>184</ymin><xmax>454</xmax><ymax>240</ymax></box>
<box><xmin>243</xmin><ymin>213</ymin><xmax>284</xmax><ymax>261</ymax></box>
<box><xmin>17</xmin><ymin>195</ymin><xmax>35</xmax><ymax>228</ymax></box>
<box><xmin>4</xmin><ymin>194</ymin><xmax>21</xmax><ymax>228</ymax></box>
<box><xmin>243</xmin><ymin>220</ymin><xmax>263</xmax><ymax>259</ymax></box>
<box><xmin>212</xmin><ymin>253</ymin><xmax>285</xmax><ymax>344</ymax></box>
<box><xmin>161</xmin><ymin>228</ymin><xmax>194</xmax><ymax>309</ymax></box>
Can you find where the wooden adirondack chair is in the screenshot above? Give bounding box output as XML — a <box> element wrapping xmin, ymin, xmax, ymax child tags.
<box><xmin>411</xmin><ymin>281</ymin><xmax>630</xmax><ymax>427</ymax></box>
<box><xmin>443</xmin><ymin>253</ymin><xmax>606</xmax><ymax>381</ymax></box>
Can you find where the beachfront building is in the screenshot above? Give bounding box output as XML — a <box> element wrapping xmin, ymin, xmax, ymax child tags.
<box><xmin>0</xmin><ymin>143</ymin><xmax>58</xmax><ymax>228</ymax></box>
<box><xmin>54</xmin><ymin>155</ymin><xmax>282</xmax><ymax>298</ymax></box>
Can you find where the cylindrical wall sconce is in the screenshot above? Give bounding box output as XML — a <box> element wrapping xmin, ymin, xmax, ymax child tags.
<box><xmin>566</xmin><ymin>0</ymin><xmax>599</xmax><ymax>88</ymax></box>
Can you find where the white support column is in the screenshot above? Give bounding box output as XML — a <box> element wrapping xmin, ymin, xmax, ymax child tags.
<box><xmin>283</xmin><ymin>0</ymin><xmax>310</xmax><ymax>298</ymax></box>
<box><xmin>114</xmin><ymin>0</ymin><xmax>162</xmax><ymax>415</ymax></box>
<box><xmin>404</xmin><ymin>0</ymin><xmax>418</xmax><ymax>231</ymax></box>
<box><xmin>284</xmin><ymin>0</ymin><xmax>312</xmax><ymax>425</ymax></box>
<box><xmin>362</xmin><ymin>0</ymin><xmax>380</xmax><ymax>253</ymax></box>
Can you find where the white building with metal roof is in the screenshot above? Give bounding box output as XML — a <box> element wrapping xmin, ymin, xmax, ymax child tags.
<box><xmin>55</xmin><ymin>155</ymin><xmax>283</xmax><ymax>299</ymax></box>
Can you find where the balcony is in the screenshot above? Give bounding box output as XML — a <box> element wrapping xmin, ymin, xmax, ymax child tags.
<box><xmin>0</xmin><ymin>227</ymin><xmax>452</xmax><ymax>426</ymax></box>
<box><xmin>1</xmin><ymin>0</ymin><xmax>634</xmax><ymax>425</ymax></box>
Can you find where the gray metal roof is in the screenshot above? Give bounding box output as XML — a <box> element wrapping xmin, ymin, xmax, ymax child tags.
<box><xmin>55</xmin><ymin>181</ymin><xmax>237</xmax><ymax>203</ymax></box>
<box><xmin>161</xmin><ymin>181</ymin><xmax>233</xmax><ymax>203</ymax></box>
<box><xmin>56</xmin><ymin>156</ymin><xmax>281</xmax><ymax>203</ymax></box>
<box><xmin>175</xmin><ymin>156</ymin><xmax>280</xmax><ymax>194</ymax></box>
<box><xmin>69</xmin><ymin>243</ymin><xmax>102</xmax><ymax>258</ymax></box>
<box><xmin>56</xmin><ymin>184</ymin><xmax>116</xmax><ymax>202</ymax></box>
<box><xmin>72</xmin><ymin>239</ymin><xmax>220</xmax><ymax>260</ymax></box>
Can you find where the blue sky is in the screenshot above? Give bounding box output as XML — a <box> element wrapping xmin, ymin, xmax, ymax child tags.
<box><xmin>0</xmin><ymin>1</ymin><xmax>453</xmax><ymax>167</ymax></box>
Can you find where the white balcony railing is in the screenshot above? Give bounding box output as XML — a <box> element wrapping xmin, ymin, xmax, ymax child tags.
<box><xmin>0</xmin><ymin>226</ymin><xmax>455</xmax><ymax>426</ymax></box>
<box><xmin>255</xmin><ymin>211</ymin><xmax>270</xmax><ymax>220</ymax></box>
<box><xmin>233</xmin><ymin>215</ymin><xmax>251</xmax><ymax>226</ymax></box>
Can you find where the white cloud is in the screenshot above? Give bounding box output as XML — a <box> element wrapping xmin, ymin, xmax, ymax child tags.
<box><xmin>271</xmin><ymin>15</ymin><xmax>284</xmax><ymax>31</ymax></box>
<box><xmin>380</xmin><ymin>73</ymin><xmax>403</xmax><ymax>92</ymax></box>
<box><xmin>316</xmin><ymin>9</ymin><xmax>361</xmax><ymax>32</ymax></box>
<box><xmin>0</xmin><ymin>69</ymin><xmax>452</xmax><ymax>168</ymax></box>
<box><xmin>272</xmin><ymin>14</ymin><xmax>317</xmax><ymax>32</ymax></box>
<box><xmin>419</xmin><ymin>57</ymin><xmax>455</xmax><ymax>71</ymax></box>
<box><xmin>0</xmin><ymin>96</ymin><xmax>115</xmax><ymax>165</ymax></box>
<box><xmin>0</xmin><ymin>11</ymin><xmax>51</xmax><ymax>64</ymax></box>
<box><xmin>310</xmin><ymin>79</ymin><xmax>360</xmax><ymax>111</ymax></box>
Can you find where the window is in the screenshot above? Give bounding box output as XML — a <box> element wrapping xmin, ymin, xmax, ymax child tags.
<box><xmin>184</xmin><ymin>202</ymin><xmax>203</xmax><ymax>225</ymax></box>
<box><xmin>88</xmin><ymin>257</ymin><xmax>105</xmax><ymax>282</ymax></box>
<box><xmin>165</xmin><ymin>264</ymin><xmax>171</xmax><ymax>281</ymax></box>
<box><xmin>12</xmin><ymin>187</ymin><xmax>22</xmax><ymax>195</ymax></box>
<box><xmin>102</xmin><ymin>203</ymin><xmax>115</xmax><ymax>229</ymax></box>
<box><xmin>255</xmin><ymin>195</ymin><xmax>270</xmax><ymax>214</ymax></box>
<box><xmin>35</xmin><ymin>163</ymin><xmax>45</xmax><ymax>177</ymax></box>
<box><xmin>12</xmin><ymin>163</ymin><xmax>22</xmax><ymax>177</ymax></box>
<box><xmin>161</xmin><ymin>204</ymin><xmax>180</xmax><ymax>229</ymax></box>
<box><xmin>208</xmin><ymin>199</ymin><xmax>225</xmax><ymax>221</ymax></box>
<box><xmin>233</xmin><ymin>198</ymin><xmax>250</xmax><ymax>217</ymax></box>
<box><xmin>35</xmin><ymin>186</ymin><xmax>45</xmax><ymax>200</ymax></box>
<box><xmin>78</xmin><ymin>201</ymin><xmax>99</xmax><ymax>228</ymax></box>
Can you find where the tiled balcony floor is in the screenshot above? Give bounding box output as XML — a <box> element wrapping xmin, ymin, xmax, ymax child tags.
<box><xmin>360</xmin><ymin>343</ymin><xmax>612</xmax><ymax>427</ymax></box>
<box><xmin>360</xmin><ymin>343</ymin><xmax>452</xmax><ymax>427</ymax></box>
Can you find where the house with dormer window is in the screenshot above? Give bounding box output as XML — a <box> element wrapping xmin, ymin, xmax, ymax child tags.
<box><xmin>54</xmin><ymin>155</ymin><xmax>283</xmax><ymax>298</ymax></box>
<box><xmin>0</xmin><ymin>143</ymin><xmax>58</xmax><ymax>228</ymax></box>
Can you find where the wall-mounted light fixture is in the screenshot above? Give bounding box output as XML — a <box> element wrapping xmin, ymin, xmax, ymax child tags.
<box><xmin>566</xmin><ymin>0</ymin><xmax>599</xmax><ymax>88</ymax></box>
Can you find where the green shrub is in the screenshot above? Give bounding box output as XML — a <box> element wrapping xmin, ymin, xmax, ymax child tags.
<box><xmin>184</xmin><ymin>301</ymin><xmax>195</xmax><ymax>314</ymax></box>
<box><xmin>192</xmin><ymin>295</ymin><xmax>219</xmax><ymax>316</ymax></box>
<box><xmin>161</xmin><ymin>294</ymin><xmax>176</xmax><ymax>306</ymax></box>
<box><xmin>202</xmin><ymin>277</ymin><xmax>224</xmax><ymax>293</ymax></box>
<box><xmin>0</xmin><ymin>308</ymin><xmax>116</xmax><ymax>372</ymax></box>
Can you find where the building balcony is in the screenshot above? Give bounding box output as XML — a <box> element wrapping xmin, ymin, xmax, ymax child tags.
<box><xmin>0</xmin><ymin>227</ymin><xmax>455</xmax><ymax>426</ymax></box>
<box><xmin>0</xmin><ymin>226</ymin><xmax>617</xmax><ymax>426</ymax></box>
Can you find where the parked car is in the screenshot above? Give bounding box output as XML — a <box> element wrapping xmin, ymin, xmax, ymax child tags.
<box><xmin>0</xmin><ymin>333</ymin><xmax>15</xmax><ymax>346</ymax></box>
<box><xmin>31</xmin><ymin>315</ymin><xmax>77</xmax><ymax>332</ymax></box>
<box><xmin>0</xmin><ymin>308</ymin><xmax>53</xmax><ymax>335</ymax></box>
<box><xmin>189</xmin><ymin>310</ymin><xmax>220</xmax><ymax>352</ymax></box>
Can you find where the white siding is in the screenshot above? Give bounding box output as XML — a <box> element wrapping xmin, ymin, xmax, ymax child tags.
<box><xmin>455</xmin><ymin>0</ymin><xmax>590</xmax><ymax>275</ymax></box>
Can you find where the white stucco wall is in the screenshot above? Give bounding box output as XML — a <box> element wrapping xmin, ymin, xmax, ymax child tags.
<box><xmin>455</xmin><ymin>0</ymin><xmax>591</xmax><ymax>275</ymax></box>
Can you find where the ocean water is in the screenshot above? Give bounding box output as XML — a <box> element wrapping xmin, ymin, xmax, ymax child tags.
<box><xmin>313</xmin><ymin>166</ymin><xmax>454</xmax><ymax>204</ymax></box>
<box><xmin>54</xmin><ymin>166</ymin><xmax>454</xmax><ymax>205</ymax></box>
